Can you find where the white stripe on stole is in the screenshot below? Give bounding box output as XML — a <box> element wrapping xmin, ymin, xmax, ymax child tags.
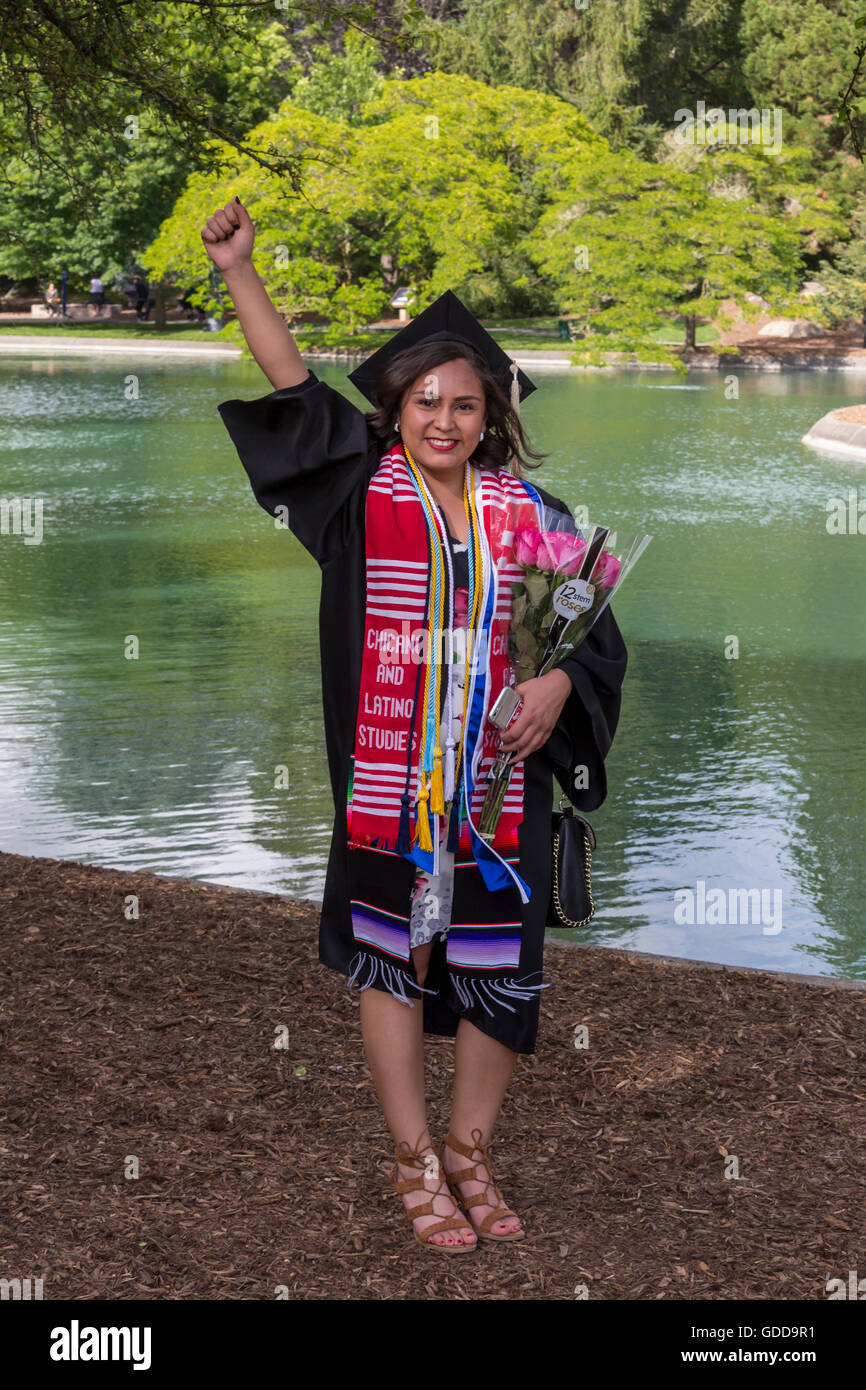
<box><xmin>353</xmin><ymin>761</ymin><xmax>418</xmax><ymax>774</ymax></box>
<box><xmin>367</xmin><ymin>585</ymin><xmax>427</xmax><ymax>595</ymax></box>
<box><xmin>350</xmin><ymin>784</ymin><xmax>413</xmax><ymax>798</ymax></box>
<box><xmin>367</xmin><ymin>580</ymin><xmax>427</xmax><ymax>590</ymax></box>
<box><xmin>367</xmin><ymin>563</ymin><xmax>431</xmax><ymax>575</ymax></box>
<box><xmin>366</xmin><ymin>606</ymin><xmax>428</xmax><ymax>617</ymax></box>
<box><xmin>352</xmin><ymin>775</ymin><xmax>411</xmax><ymax>791</ymax></box>
<box><xmin>366</xmin><ymin>560</ymin><xmax>428</xmax><ymax>571</ymax></box>
<box><xmin>353</xmin><ymin>759</ymin><xmax>419</xmax><ymax>772</ymax></box>
<box><xmin>367</xmin><ymin>608</ymin><xmax>427</xmax><ymax>618</ymax></box>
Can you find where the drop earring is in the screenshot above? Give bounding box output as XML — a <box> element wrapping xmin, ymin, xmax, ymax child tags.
<box><xmin>479</xmin><ymin>430</ymin><xmax>485</xmax><ymax>441</ymax></box>
<box><xmin>394</xmin><ymin>420</ymin><xmax>401</xmax><ymax>433</ymax></box>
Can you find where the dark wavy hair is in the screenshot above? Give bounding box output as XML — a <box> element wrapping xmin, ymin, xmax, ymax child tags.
<box><xmin>363</xmin><ymin>339</ymin><xmax>547</xmax><ymax>476</ymax></box>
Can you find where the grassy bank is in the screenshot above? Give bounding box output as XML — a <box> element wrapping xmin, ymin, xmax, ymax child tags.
<box><xmin>0</xmin><ymin>317</ymin><xmax>720</xmax><ymax>355</ymax></box>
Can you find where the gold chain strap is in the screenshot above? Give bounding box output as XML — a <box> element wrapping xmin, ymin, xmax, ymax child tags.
<box><xmin>551</xmin><ymin>821</ymin><xmax>595</xmax><ymax>927</ymax></box>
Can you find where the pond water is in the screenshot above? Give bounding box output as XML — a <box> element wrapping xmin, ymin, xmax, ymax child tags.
<box><xmin>1</xmin><ymin>352</ymin><xmax>864</xmax><ymax>978</ymax></box>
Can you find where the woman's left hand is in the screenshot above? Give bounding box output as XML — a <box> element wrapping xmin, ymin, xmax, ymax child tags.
<box><xmin>498</xmin><ymin>668</ymin><xmax>573</xmax><ymax>762</ymax></box>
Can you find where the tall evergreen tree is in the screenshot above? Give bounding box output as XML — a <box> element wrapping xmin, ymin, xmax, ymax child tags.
<box><xmin>741</xmin><ymin>0</ymin><xmax>866</xmax><ymax>213</ymax></box>
<box><xmin>405</xmin><ymin>0</ymin><xmax>748</xmax><ymax>151</ymax></box>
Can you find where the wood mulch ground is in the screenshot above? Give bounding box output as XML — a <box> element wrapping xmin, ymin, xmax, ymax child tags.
<box><xmin>1</xmin><ymin>851</ymin><xmax>864</xmax><ymax>1301</ymax></box>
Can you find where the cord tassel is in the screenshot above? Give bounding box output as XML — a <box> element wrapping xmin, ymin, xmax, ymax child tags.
<box><xmin>446</xmin><ymin>777</ymin><xmax>462</xmax><ymax>853</ymax></box>
<box><xmin>444</xmin><ymin>736</ymin><xmax>456</xmax><ymax>801</ymax></box>
<box><xmin>396</xmin><ymin>791</ymin><xmax>412</xmax><ymax>854</ymax></box>
<box><xmin>413</xmin><ymin>777</ymin><xmax>433</xmax><ymax>852</ymax></box>
<box><xmin>430</xmin><ymin>745</ymin><xmax>445</xmax><ymax>815</ymax></box>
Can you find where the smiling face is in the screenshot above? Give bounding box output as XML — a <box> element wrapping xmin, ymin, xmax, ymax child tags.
<box><xmin>396</xmin><ymin>357</ymin><xmax>487</xmax><ymax>476</ymax></box>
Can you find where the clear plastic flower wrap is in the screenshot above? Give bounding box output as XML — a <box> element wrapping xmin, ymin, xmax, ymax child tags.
<box><xmin>478</xmin><ymin>510</ymin><xmax>652</xmax><ymax>841</ymax></box>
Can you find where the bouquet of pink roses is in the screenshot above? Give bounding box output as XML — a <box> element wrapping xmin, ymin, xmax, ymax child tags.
<box><xmin>478</xmin><ymin>513</ymin><xmax>651</xmax><ymax>840</ymax></box>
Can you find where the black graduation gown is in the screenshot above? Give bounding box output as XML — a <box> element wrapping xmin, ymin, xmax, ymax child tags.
<box><xmin>218</xmin><ymin>369</ymin><xmax>628</xmax><ymax>1054</ymax></box>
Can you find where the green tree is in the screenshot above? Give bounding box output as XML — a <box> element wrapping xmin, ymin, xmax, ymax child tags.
<box><xmin>146</xmin><ymin>71</ymin><xmax>842</xmax><ymax>360</ymax></box>
<box><xmin>740</xmin><ymin>0</ymin><xmax>866</xmax><ymax>212</ymax></box>
<box><xmin>145</xmin><ymin>74</ymin><xmax>606</xmax><ymax>330</ymax></box>
<box><xmin>817</xmin><ymin>193</ymin><xmax>866</xmax><ymax>323</ymax></box>
<box><xmin>290</xmin><ymin>28</ymin><xmax>387</xmax><ymax>120</ymax></box>
<box><xmin>523</xmin><ymin>122</ymin><xmax>845</xmax><ymax>368</ymax></box>
<box><xmin>0</xmin><ymin>0</ymin><xmax>402</xmax><ymax>187</ymax></box>
<box><xmin>410</xmin><ymin>0</ymin><xmax>866</xmax><ymax>220</ymax></box>
<box><xmin>0</xmin><ymin>0</ymin><xmax>413</xmax><ymax>306</ymax></box>
<box><xmin>0</xmin><ymin>116</ymin><xmax>184</xmax><ymax>288</ymax></box>
<box><xmin>0</xmin><ymin>15</ymin><xmax>296</xmax><ymax>306</ymax></box>
<box><xmin>404</xmin><ymin>0</ymin><xmax>748</xmax><ymax>151</ymax></box>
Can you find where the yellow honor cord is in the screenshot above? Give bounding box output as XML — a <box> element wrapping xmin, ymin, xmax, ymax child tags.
<box><xmin>456</xmin><ymin>469</ymin><xmax>484</xmax><ymax>778</ymax></box>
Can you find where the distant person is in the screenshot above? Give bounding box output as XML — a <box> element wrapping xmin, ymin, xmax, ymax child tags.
<box><xmin>89</xmin><ymin>275</ymin><xmax>104</xmax><ymax>313</ymax></box>
<box><xmin>133</xmin><ymin>276</ymin><xmax>151</xmax><ymax>321</ymax></box>
<box><xmin>176</xmin><ymin>287</ymin><xmax>205</xmax><ymax>321</ymax></box>
<box><xmin>45</xmin><ymin>281</ymin><xmax>62</xmax><ymax>316</ymax></box>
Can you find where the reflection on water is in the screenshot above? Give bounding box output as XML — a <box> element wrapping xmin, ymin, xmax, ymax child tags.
<box><xmin>0</xmin><ymin>354</ymin><xmax>864</xmax><ymax>975</ymax></box>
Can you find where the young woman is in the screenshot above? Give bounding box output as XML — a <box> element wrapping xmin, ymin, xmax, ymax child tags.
<box><xmin>205</xmin><ymin>197</ymin><xmax>628</xmax><ymax>1254</ymax></box>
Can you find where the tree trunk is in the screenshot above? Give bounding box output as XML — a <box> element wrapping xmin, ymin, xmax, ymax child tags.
<box><xmin>684</xmin><ymin>313</ymin><xmax>697</xmax><ymax>350</ymax></box>
<box><xmin>380</xmin><ymin>252</ymin><xmax>397</xmax><ymax>290</ymax></box>
<box><xmin>153</xmin><ymin>278</ymin><xmax>168</xmax><ymax>331</ymax></box>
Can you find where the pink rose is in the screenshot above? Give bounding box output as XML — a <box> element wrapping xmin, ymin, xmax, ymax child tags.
<box><xmin>514</xmin><ymin>526</ymin><xmax>587</xmax><ymax>576</ymax></box>
<box><xmin>534</xmin><ymin>531</ymin><xmax>561</xmax><ymax>571</ymax></box>
<box><xmin>526</xmin><ymin>529</ymin><xmax>564</xmax><ymax>572</ymax></box>
<box><xmin>595</xmin><ymin>550</ymin><xmax>621</xmax><ymax>588</ymax></box>
<box><xmin>514</xmin><ymin>529</ymin><xmax>542</xmax><ymax>568</ymax></box>
<box><xmin>547</xmin><ymin>530</ymin><xmax>587</xmax><ymax>577</ymax></box>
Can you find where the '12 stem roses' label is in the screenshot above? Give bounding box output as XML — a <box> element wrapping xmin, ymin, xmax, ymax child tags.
<box><xmin>552</xmin><ymin>577</ymin><xmax>594</xmax><ymax>619</ymax></box>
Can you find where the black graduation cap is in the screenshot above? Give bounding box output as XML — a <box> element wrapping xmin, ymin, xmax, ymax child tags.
<box><xmin>347</xmin><ymin>289</ymin><xmax>537</xmax><ymax>408</ymax></box>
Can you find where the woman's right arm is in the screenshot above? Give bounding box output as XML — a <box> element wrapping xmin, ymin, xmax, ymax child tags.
<box><xmin>201</xmin><ymin>197</ymin><xmax>308</xmax><ymax>390</ymax></box>
<box><xmin>207</xmin><ymin>197</ymin><xmax>376</xmax><ymax>566</ymax></box>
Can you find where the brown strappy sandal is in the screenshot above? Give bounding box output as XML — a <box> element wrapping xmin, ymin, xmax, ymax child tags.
<box><xmin>439</xmin><ymin>1125</ymin><xmax>526</xmax><ymax>1242</ymax></box>
<box><xmin>389</xmin><ymin>1138</ymin><xmax>478</xmax><ymax>1254</ymax></box>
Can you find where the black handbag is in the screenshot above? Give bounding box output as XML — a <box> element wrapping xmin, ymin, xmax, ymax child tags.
<box><xmin>548</xmin><ymin>797</ymin><xmax>596</xmax><ymax>926</ymax></box>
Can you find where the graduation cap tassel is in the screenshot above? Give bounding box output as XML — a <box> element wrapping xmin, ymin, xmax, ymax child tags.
<box><xmin>508</xmin><ymin>360</ymin><xmax>523</xmax><ymax>479</ymax></box>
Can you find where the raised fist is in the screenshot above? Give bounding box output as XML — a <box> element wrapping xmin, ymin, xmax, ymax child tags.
<box><xmin>201</xmin><ymin>198</ymin><xmax>254</xmax><ymax>272</ymax></box>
